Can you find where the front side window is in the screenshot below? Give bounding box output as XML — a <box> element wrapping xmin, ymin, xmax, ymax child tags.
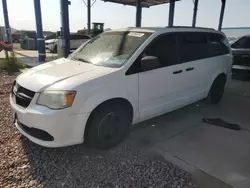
<box><xmin>143</xmin><ymin>34</ymin><xmax>179</xmax><ymax>67</ymax></box>
<box><xmin>70</xmin><ymin>31</ymin><xmax>152</xmax><ymax>68</ymax></box>
<box><xmin>126</xmin><ymin>34</ymin><xmax>179</xmax><ymax>74</ymax></box>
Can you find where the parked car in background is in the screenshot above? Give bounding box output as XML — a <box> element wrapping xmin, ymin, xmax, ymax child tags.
<box><xmin>231</xmin><ymin>35</ymin><xmax>250</xmax><ymax>78</ymax></box>
<box><xmin>45</xmin><ymin>33</ymin><xmax>90</xmax><ymax>53</ymax></box>
<box><xmin>45</xmin><ymin>32</ymin><xmax>57</xmax><ymax>40</ymax></box>
<box><xmin>10</xmin><ymin>27</ymin><xmax>232</xmax><ymax>149</ymax></box>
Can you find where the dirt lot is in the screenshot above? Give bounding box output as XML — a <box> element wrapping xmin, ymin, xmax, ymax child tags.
<box><xmin>0</xmin><ymin>70</ymin><xmax>195</xmax><ymax>188</ymax></box>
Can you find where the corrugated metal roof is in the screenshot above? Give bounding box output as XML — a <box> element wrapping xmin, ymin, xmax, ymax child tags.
<box><xmin>102</xmin><ymin>0</ymin><xmax>179</xmax><ymax>8</ymax></box>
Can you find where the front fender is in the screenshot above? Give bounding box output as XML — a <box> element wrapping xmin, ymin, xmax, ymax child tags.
<box><xmin>73</xmin><ymin>73</ymin><xmax>139</xmax><ymax>124</ymax></box>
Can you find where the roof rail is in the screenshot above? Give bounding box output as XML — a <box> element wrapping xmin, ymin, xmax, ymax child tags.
<box><xmin>166</xmin><ymin>26</ymin><xmax>215</xmax><ymax>30</ymax></box>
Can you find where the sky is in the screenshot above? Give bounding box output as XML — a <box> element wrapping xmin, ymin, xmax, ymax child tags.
<box><xmin>0</xmin><ymin>0</ymin><xmax>249</xmax><ymax>32</ymax></box>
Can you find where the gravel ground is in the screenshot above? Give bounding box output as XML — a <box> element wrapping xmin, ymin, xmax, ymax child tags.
<box><xmin>0</xmin><ymin>70</ymin><xmax>196</xmax><ymax>188</ymax></box>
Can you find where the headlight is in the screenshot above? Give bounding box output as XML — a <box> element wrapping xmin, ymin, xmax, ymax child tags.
<box><xmin>37</xmin><ymin>91</ymin><xmax>76</xmax><ymax>109</ymax></box>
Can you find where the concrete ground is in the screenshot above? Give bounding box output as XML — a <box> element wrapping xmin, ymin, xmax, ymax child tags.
<box><xmin>14</xmin><ymin>50</ymin><xmax>58</xmax><ymax>67</ymax></box>
<box><xmin>127</xmin><ymin>78</ymin><xmax>250</xmax><ymax>188</ymax></box>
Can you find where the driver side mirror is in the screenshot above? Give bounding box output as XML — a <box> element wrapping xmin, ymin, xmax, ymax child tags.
<box><xmin>141</xmin><ymin>56</ymin><xmax>161</xmax><ymax>71</ymax></box>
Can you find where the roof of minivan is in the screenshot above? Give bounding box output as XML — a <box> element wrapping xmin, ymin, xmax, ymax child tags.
<box><xmin>106</xmin><ymin>27</ymin><xmax>224</xmax><ymax>35</ymax></box>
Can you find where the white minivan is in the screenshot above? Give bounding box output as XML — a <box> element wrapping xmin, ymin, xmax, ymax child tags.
<box><xmin>10</xmin><ymin>27</ymin><xmax>232</xmax><ymax>149</ymax></box>
<box><xmin>45</xmin><ymin>33</ymin><xmax>90</xmax><ymax>53</ymax></box>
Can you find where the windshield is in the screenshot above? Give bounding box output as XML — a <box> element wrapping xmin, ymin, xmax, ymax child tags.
<box><xmin>70</xmin><ymin>31</ymin><xmax>152</xmax><ymax>68</ymax></box>
<box><xmin>231</xmin><ymin>36</ymin><xmax>250</xmax><ymax>49</ymax></box>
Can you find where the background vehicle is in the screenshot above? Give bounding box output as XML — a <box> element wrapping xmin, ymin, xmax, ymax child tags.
<box><xmin>231</xmin><ymin>35</ymin><xmax>250</xmax><ymax>78</ymax></box>
<box><xmin>45</xmin><ymin>33</ymin><xmax>90</xmax><ymax>53</ymax></box>
<box><xmin>77</xmin><ymin>22</ymin><xmax>104</xmax><ymax>37</ymax></box>
<box><xmin>10</xmin><ymin>27</ymin><xmax>232</xmax><ymax>149</ymax></box>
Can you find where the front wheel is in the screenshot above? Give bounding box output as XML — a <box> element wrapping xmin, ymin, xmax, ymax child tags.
<box><xmin>85</xmin><ymin>103</ymin><xmax>132</xmax><ymax>149</ymax></box>
<box><xmin>206</xmin><ymin>75</ymin><xmax>226</xmax><ymax>104</ymax></box>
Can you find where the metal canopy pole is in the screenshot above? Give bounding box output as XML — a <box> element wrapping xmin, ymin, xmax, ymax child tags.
<box><xmin>218</xmin><ymin>0</ymin><xmax>226</xmax><ymax>31</ymax></box>
<box><xmin>34</xmin><ymin>0</ymin><xmax>46</xmax><ymax>62</ymax></box>
<box><xmin>136</xmin><ymin>0</ymin><xmax>142</xmax><ymax>27</ymax></box>
<box><xmin>87</xmin><ymin>0</ymin><xmax>91</xmax><ymax>35</ymax></box>
<box><xmin>60</xmin><ymin>0</ymin><xmax>70</xmax><ymax>57</ymax></box>
<box><xmin>1</xmin><ymin>0</ymin><xmax>12</xmax><ymax>59</ymax></box>
<box><xmin>192</xmin><ymin>0</ymin><xmax>199</xmax><ymax>27</ymax></box>
<box><xmin>168</xmin><ymin>0</ymin><xmax>175</xmax><ymax>27</ymax></box>
<box><xmin>2</xmin><ymin>0</ymin><xmax>11</xmax><ymax>43</ymax></box>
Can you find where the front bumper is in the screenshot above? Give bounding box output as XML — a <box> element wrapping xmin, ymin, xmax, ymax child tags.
<box><xmin>10</xmin><ymin>94</ymin><xmax>89</xmax><ymax>148</ymax></box>
<box><xmin>232</xmin><ymin>65</ymin><xmax>250</xmax><ymax>78</ymax></box>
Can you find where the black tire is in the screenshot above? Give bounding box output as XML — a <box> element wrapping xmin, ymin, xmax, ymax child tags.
<box><xmin>85</xmin><ymin>102</ymin><xmax>132</xmax><ymax>149</ymax></box>
<box><xmin>206</xmin><ymin>75</ymin><xmax>226</xmax><ymax>104</ymax></box>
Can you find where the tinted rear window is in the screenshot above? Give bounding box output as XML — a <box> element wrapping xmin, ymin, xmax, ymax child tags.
<box><xmin>177</xmin><ymin>32</ymin><xmax>229</xmax><ymax>63</ymax></box>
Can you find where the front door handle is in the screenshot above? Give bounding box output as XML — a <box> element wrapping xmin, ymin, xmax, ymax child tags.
<box><xmin>173</xmin><ymin>70</ymin><xmax>183</xmax><ymax>74</ymax></box>
<box><xmin>186</xmin><ymin>67</ymin><xmax>194</xmax><ymax>71</ymax></box>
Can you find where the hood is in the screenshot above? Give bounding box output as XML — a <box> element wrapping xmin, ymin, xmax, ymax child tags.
<box><xmin>16</xmin><ymin>58</ymin><xmax>114</xmax><ymax>92</ymax></box>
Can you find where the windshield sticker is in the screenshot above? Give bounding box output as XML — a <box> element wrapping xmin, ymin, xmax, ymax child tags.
<box><xmin>128</xmin><ymin>32</ymin><xmax>144</xmax><ymax>37</ymax></box>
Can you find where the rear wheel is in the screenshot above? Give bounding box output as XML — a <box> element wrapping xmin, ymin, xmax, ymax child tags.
<box><xmin>85</xmin><ymin>102</ymin><xmax>132</xmax><ymax>149</ymax></box>
<box><xmin>207</xmin><ymin>75</ymin><xmax>226</xmax><ymax>104</ymax></box>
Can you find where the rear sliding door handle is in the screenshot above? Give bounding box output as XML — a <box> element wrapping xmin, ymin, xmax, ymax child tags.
<box><xmin>186</xmin><ymin>67</ymin><xmax>194</xmax><ymax>71</ymax></box>
<box><xmin>173</xmin><ymin>70</ymin><xmax>183</xmax><ymax>74</ymax></box>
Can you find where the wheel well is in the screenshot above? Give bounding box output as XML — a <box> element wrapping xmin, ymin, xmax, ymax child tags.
<box><xmin>84</xmin><ymin>98</ymin><xmax>134</xmax><ymax>137</ymax></box>
<box><xmin>209</xmin><ymin>73</ymin><xmax>227</xmax><ymax>91</ymax></box>
<box><xmin>215</xmin><ymin>73</ymin><xmax>227</xmax><ymax>83</ymax></box>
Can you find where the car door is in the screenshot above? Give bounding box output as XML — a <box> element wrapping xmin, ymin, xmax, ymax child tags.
<box><xmin>135</xmin><ymin>34</ymin><xmax>187</xmax><ymax>121</ymax></box>
<box><xmin>176</xmin><ymin>32</ymin><xmax>212</xmax><ymax>102</ymax></box>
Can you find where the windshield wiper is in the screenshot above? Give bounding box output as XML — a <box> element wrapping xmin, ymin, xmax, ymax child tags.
<box><xmin>72</xmin><ymin>56</ymin><xmax>92</xmax><ymax>64</ymax></box>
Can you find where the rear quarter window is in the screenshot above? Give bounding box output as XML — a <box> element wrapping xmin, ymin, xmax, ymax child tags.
<box><xmin>208</xmin><ymin>33</ymin><xmax>230</xmax><ymax>56</ymax></box>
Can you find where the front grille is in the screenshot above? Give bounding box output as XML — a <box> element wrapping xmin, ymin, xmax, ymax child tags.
<box><xmin>18</xmin><ymin>121</ymin><xmax>54</xmax><ymax>141</ymax></box>
<box><xmin>12</xmin><ymin>81</ymin><xmax>35</xmax><ymax>108</ymax></box>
